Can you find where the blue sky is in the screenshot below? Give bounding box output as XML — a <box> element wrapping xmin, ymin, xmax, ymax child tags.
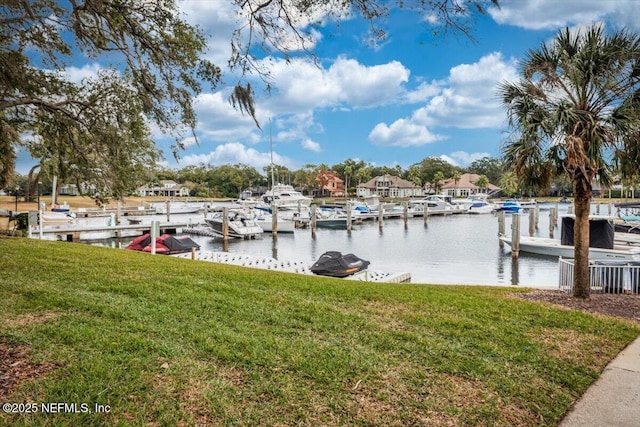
<box><xmin>15</xmin><ymin>0</ymin><xmax>640</xmax><ymax>175</ymax></box>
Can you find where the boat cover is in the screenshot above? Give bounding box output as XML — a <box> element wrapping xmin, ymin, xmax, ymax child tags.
<box><xmin>310</xmin><ymin>251</ymin><xmax>370</xmax><ymax>278</ymax></box>
<box><xmin>560</xmin><ymin>217</ymin><xmax>614</xmax><ymax>249</ymax></box>
<box><xmin>126</xmin><ymin>233</ymin><xmax>200</xmax><ymax>254</ymax></box>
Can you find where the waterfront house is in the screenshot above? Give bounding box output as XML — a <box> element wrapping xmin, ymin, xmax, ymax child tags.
<box><xmin>314</xmin><ymin>171</ymin><xmax>346</xmax><ymax>197</ymax></box>
<box><xmin>136</xmin><ymin>180</ymin><xmax>190</xmax><ymax>197</ymax></box>
<box><xmin>356</xmin><ymin>175</ymin><xmax>423</xmax><ymax>198</ymax></box>
<box><xmin>436</xmin><ymin>173</ymin><xmax>501</xmax><ymax>198</ymax></box>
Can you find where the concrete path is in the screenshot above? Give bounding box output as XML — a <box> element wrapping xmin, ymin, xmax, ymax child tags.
<box><xmin>560</xmin><ymin>335</ymin><xmax>640</xmax><ymax>427</ymax></box>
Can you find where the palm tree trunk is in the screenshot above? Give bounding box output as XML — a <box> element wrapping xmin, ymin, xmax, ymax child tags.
<box><xmin>572</xmin><ymin>185</ymin><xmax>592</xmax><ymax>298</ymax></box>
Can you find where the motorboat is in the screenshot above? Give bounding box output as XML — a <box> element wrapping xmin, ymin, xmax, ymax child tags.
<box><xmin>496</xmin><ymin>199</ymin><xmax>522</xmax><ymax>213</ymax></box>
<box><xmin>204</xmin><ymin>211</ymin><xmax>263</xmax><ymax>239</ymax></box>
<box><xmin>151</xmin><ymin>201</ymin><xmax>203</xmax><ymax>215</ymax></box>
<box><xmin>310</xmin><ymin>251</ymin><xmax>370</xmax><ymax>277</ymax></box>
<box><xmin>249</xmin><ymin>206</ymin><xmax>295</xmax><ymax>233</ymax></box>
<box><xmin>261</xmin><ymin>184</ymin><xmax>313</xmax><ymax>210</ymax></box>
<box><xmin>315</xmin><ymin>206</ymin><xmax>349</xmax><ymax>229</ymax></box>
<box><xmin>125</xmin><ymin>233</ymin><xmax>200</xmax><ymax>254</ymax></box>
<box><xmin>410</xmin><ymin>195</ymin><xmax>460</xmax><ymax>215</ymax></box>
<box><xmin>467</xmin><ymin>200</ymin><xmax>495</xmax><ymax>214</ymax></box>
<box><xmin>499</xmin><ymin>216</ymin><xmax>640</xmax><ymax>261</ymax></box>
<box><xmin>40</xmin><ymin>211</ymin><xmax>76</xmax><ymax>224</ymax></box>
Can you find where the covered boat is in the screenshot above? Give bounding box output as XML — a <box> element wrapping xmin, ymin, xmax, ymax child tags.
<box><xmin>126</xmin><ymin>233</ymin><xmax>200</xmax><ymax>255</ymax></box>
<box><xmin>310</xmin><ymin>251</ymin><xmax>370</xmax><ymax>278</ymax></box>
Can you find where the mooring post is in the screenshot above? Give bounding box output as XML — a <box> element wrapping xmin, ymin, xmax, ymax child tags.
<box><xmin>378</xmin><ymin>205</ymin><xmax>384</xmax><ymax>229</ymax></box>
<box><xmin>346</xmin><ymin>201</ymin><xmax>352</xmax><ymax>233</ymax></box>
<box><xmin>272</xmin><ymin>204</ymin><xmax>278</xmax><ymax>237</ymax></box>
<box><xmin>150</xmin><ymin>220</ymin><xmax>158</xmax><ymax>255</ymax></box>
<box><xmin>549</xmin><ymin>207</ymin><xmax>556</xmax><ymax>238</ymax></box>
<box><xmin>511</xmin><ymin>213</ymin><xmax>520</xmax><ymax>258</ymax></box>
<box><xmin>596</xmin><ymin>203</ymin><xmax>601</xmax><ymax>215</ymax></box>
<box><xmin>535</xmin><ymin>205</ymin><xmax>540</xmax><ymax>230</ymax></box>
<box><xmin>116</xmin><ymin>200</ymin><xmax>121</xmax><ymax>225</ymax></box>
<box><xmin>498</xmin><ymin>210</ymin><xmax>505</xmax><ymax>249</ymax></box>
<box><xmin>311</xmin><ymin>204</ymin><xmax>317</xmax><ymax>238</ymax></box>
<box><xmin>222</xmin><ymin>207</ymin><xmax>229</xmax><ymax>241</ymax></box>
<box><xmin>423</xmin><ymin>204</ymin><xmax>428</xmax><ymax>227</ymax></box>
<box><xmin>165</xmin><ymin>200</ymin><xmax>171</xmax><ymax>222</ymax></box>
<box><xmin>403</xmin><ymin>201</ymin><xmax>409</xmax><ymax>227</ymax></box>
<box><xmin>529</xmin><ymin>207</ymin><xmax>536</xmax><ymax>237</ymax></box>
<box><xmin>191</xmin><ymin>247</ymin><xmax>196</xmax><ymax>260</ymax></box>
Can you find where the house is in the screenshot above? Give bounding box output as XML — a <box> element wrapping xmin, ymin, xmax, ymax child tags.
<box><xmin>136</xmin><ymin>180</ymin><xmax>190</xmax><ymax>197</ymax></box>
<box><xmin>314</xmin><ymin>171</ymin><xmax>345</xmax><ymax>197</ymax></box>
<box><xmin>356</xmin><ymin>175</ymin><xmax>423</xmax><ymax>198</ymax></box>
<box><xmin>436</xmin><ymin>173</ymin><xmax>501</xmax><ymax>197</ymax></box>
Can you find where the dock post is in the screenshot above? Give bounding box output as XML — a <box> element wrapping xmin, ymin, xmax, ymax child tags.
<box><xmin>272</xmin><ymin>205</ymin><xmax>278</xmax><ymax>237</ymax></box>
<box><xmin>549</xmin><ymin>207</ymin><xmax>556</xmax><ymax>238</ymax></box>
<box><xmin>403</xmin><ymin>201</ymin><xmax>408</xmax><ymax>227</ymax></box>
<box><xmin>529</xmin><ymin>208</ymin><xmax>536</xmax><ymax>237</ymax></box>
<box><xmin>222</xmin><ymin>207</ymin><xmax>229</xmax><ymax>241</ymax></box>
<box><xmin>191</xmin><ymin>247</ymin><xmax>196</xmax><ymax>260</ymax></box>
<box><xmin>346</xmin><ymin>201</ymin><xmax>352</xmax><ymax>233</ymax></box>
<box><xmin>511</xmin><ymin>213</ymin><xmax>520</xmax><ymax>258</ymax></box>
<box><xmin>378</xmin><ymin>206</ymin><xmax>384</xmax><ymax>230</ymax></box>
<box><xmin>535</xmin><ymin>205</ymin><xmax>540</xmax><ymax>230</ymax></box>
<box><xmin>165</xmin><ymin>200</ymin><xmax>171</xmax><ymax>222</ymax></box>
<box><xmin>498</xmin><ymin>210</ymin><xmax>505</xmax><ymax>248</ymax></box>
<box><xmin>116</xmin><ymin>200</ymin><xmax>122</xmax><ymax>225</ymax></box>
<box><xmin>423</xmin><ymin>205</ymin><xmax>428</xmax><ymax>227</ymax></box>
<box><xmin>596</xmin><ymin>203</ymin><xmax>601</xmax><ymax>215</ymax></box>
<box><xmin>150</xmin><ymin>220</ymin><xmax>159</xmax><ymax>254</ymax></box>
<box><xmin>310</xmin><ymin>204</ymin><xmax>317</xmax><ymax>238</ymax></box>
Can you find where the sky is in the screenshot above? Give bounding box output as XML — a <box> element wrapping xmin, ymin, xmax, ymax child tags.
<box><xmin>15</xmin><ymin>0</ymin><xmax>640</xmax><ymax>175</ymax></box>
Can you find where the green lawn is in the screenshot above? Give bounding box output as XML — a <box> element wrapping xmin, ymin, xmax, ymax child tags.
<box><xmin>1</xmin><ymin>236</ymin><xmax>637</xmax><ymax>426</ymax></box>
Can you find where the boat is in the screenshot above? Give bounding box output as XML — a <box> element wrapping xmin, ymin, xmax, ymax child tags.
<box><xmin>204</xmin><ymin>211</ymin><xmax>264</xmax><ymax>239</ymax></box>
<box><xmin>40</xmin><ymin>211</ymin><xmax>76</xmax><ymax>224</ymax></box>
<box><xmin>467</xmin><ymin>200</ymin><xmax>495</xmax><ymax>214</ymax></box>
<box><xmin>151</xmin><ymin>201</ymin><xmax>203</xmax><ymax>215</ymax></box>
<box><xmin>315</xmin><ymin>207</ymin><xmax>349</xmax><ymax>229</ymax></box>
<box><xmin>310</xmin><ymin>251</ymin><xmax>370</xmax><ymax>277</ymax></box>
<box><xmin>499</xmin><ymin>216</ymin><xmax>640</xmax><ymax>261</ymax></box>
<box><xmin>248</xmin><ymin>206</ymin><xmax>295</xmax><ymax>233</ymax></box>
<box><xmin>50</xmin><ymin>202</ymin><xmax>72</xmax><ymax>213</ymax></box>
<box><xmin>496</xmin><ymin>199</ymin><xmax>522</xmax><ymax>213</ymax></box>
<box><xmin>614</xmin><ymin>202</ymin><xmax>640</xmax><ymax>234</ymax></box>
<box><xmin>125</xmin><ymin>233</ymin><xmax>200</xmax><ymax>254</ymax></box>
<box><xmin>261</xmin><ymin>184</ymin><xmax>313</xmax><ymax>210</ymax></box>
<box><xmin>409</xmin><ymin>195</ymin><xmax>460</xmax><ymax>215</ymax></box>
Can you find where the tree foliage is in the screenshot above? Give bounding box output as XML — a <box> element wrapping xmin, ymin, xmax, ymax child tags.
<box><xmin>498</xmin><ymin>25</ymin><xmax>640</xmax><ymax>298</ymax></box>
<box><xmin>1</xmin><ymin>0</ymin><xmax>221</xmax><ymax>193</ymax></box>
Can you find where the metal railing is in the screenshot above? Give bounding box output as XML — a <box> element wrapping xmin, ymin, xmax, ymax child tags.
<box><xmin>559</xmin><ymin>257</ymin><xmax>640</xmax><ymax>294</ymax></box>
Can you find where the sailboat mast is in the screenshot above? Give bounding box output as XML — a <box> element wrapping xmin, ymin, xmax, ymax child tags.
<box><xmin>269</xmin><ymin>117</ymin><xmax>275</xmax><ymax>187</ymax></box>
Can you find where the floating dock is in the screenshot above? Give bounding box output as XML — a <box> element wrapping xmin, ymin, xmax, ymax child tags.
<box><xmin>172</xmin><ymin>251</ymin><xmax>411</xmax><ymax>283</ymax></box>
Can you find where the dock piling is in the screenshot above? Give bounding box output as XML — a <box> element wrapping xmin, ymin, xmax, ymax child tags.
<box><xmin>498</xmin><ymin>210</ymin><xmax>505</xmax><ymax>249</ymax></box>
<box><xmin>222</xmin><ymin>207</ymin><xmax>229</xmax><ymax>241</ymax></box>
<box><xmin>511</xmin><ymin>213</ymin><xmax>520</xmax><ymax>258</ymax></box>
<box><xmin>529</xmin><ymin>208</ymin><xmax>536</xmax><ymax>237</ymax></box>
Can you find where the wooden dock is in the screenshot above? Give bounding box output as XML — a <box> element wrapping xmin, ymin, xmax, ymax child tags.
<box><xmin>30</xmin><ymin>221</ymin><xmax>192</xmax><ymax>241</ymax></box>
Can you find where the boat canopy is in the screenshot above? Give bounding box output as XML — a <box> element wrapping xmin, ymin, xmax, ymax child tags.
<box><xmin>560</xmin><ymin>217</ymin><xmax>614</xmax><ymax>249</ymax></box>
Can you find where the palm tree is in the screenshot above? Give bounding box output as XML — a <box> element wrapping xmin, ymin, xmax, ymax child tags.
<box><xmin>498</xmin><ymin>25</ymin><xmax>640</xmax><ymax>298</ymax></box>
<box><xmin>475</xmin><ymin>175</ymin><xmax>489</xmax><ymax>194</ymax></box>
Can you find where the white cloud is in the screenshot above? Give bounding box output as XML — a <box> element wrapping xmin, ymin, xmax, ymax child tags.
<box><xmin>369</xmin><ymin>52</ymin><xmax>517</xmax><ymax>147</ymax></box>
<box><xmin>488</xmin><ymin>0</ymin><xmax>639</xmax><ymax>31</ymax></box>
<box><xmin>178</xmin><ymin>142</ymin><xmax>294</xmax><ymax>170</ymax></box>
<box><xmin>194</xmin><ymin>91</ymin><xmax>263</xmax><ymax>143</ymax></box>
<box><xmin>301</xmin><ymin>138</ymin><xmax>321</xmax><ymax>152</ymax></box>
<box><xmin>62</xmin><ymin>63</ymin><xmax>104</xmax><ymax>84</ymax></box>
<box><xmin>368</xmin><ymin>119</ymin><xmax>447</xmax><ymax>147</ymax></box>
<box><xmin>448</xmin><ymin>151</ymin><xmax>491</xmax><ymax>166</ymax></box>
<box><xmin>265</xmin><ymin>56</ymin><xmax>410</xmax><ymax>112</ymax></box>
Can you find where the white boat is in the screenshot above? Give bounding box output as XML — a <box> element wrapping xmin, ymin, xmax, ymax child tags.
<box><xmin>499</xmin><ymin>216</ymin><xmax>640</xmax><ymax>261</ymax></box>
<box><xmin>41</xmin><ymin>211</ymin><xmax>76</xmax><ymax>224</ymax></box>
<box><xmin>151</xmin><ymin>201</ymin><xmax>203</xmax><ymax>215</ymax></box>
<box><xmin>410</xmin><ymin>195</ymin><xmax>460</xmax><ymax>215</ymax></box>
<box><xmin>499</xmin><ymin>235</ymin><xmax>640</xmax><ymax>261</ymax></box>
<box><xmin>248</xmin><ymin>207</ymin><xmax>295</xmax><ymax>233</ymax></box>
<box><xmin>468</xmin><ymin>200</ymin><xmax>495</xmax><ymax>214</ymax></box>
<box><xmin>204</xmin><ymin>211</ymin><xmax>263</xmax><ymax>239</ymax></box>
<box><xmin>261</xmin><ymin>184</ymin><xmax>313</xmax><ymax>210</ymax></box>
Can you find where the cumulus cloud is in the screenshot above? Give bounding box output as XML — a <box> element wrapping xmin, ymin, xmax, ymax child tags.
<box><xmin>369</xmin><ymin>52</ymin><xmax>517</xmax><ymax>147</ymax></box>
<box><xmin>178</xmin><ymin>142</ymin><xmax>294</xmax><ymax>169</ymax></box>
<box><xmin>61</xmin><ymin>63</ymin><xmax>104</xmax><ymax>84</ymax></box>
<box><xmin>488</xmin><ymin>0</ymin><xmax>639</xmax><ymax>31</ymax></box>
<box><xmin>265</xmin><ymin>56</ymin><xmax>410</xmax><ymax>111</ymax></box>
<box><xmin>447</xmin><ymin>151</ymin><xmax>491</xmax><ymax>166</ymax></box>
<box><xmin>301</xmin><ymin>138</ymin><xmax>321</xmax><ymax>152</ymax></box>
<box><xmin>369</xmin><ymin>119</ymin><xmax>447</xmax><ymax>147</ymax></box>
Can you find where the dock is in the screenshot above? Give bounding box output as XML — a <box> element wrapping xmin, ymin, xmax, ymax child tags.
<box><xmin>172</xmin><ymin>251</ymin><xmax>411</xmax><ymax>283</ymax></box>
<box><xmin>30</xmin><ymin>221</ymin><xmax>192</xmax><ymax>241</ymax></box>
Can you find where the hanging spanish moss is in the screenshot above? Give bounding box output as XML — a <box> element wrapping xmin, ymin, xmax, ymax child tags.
<box><xmin>230</xmin><ymin>83</ymin><xmax>261</xmax><ymax>129</ymax></box>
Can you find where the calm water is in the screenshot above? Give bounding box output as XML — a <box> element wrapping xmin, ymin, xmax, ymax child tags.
<box><xmin>99</xmin><ymin>202</ymin><xmax>599</xmax><ymax>288</ymax></box>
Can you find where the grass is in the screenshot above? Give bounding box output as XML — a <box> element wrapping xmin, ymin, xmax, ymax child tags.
<box><xmin>0</xmin><ymin>236</ymin><xmax>638</xmax><ymax>426</ymax></box>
